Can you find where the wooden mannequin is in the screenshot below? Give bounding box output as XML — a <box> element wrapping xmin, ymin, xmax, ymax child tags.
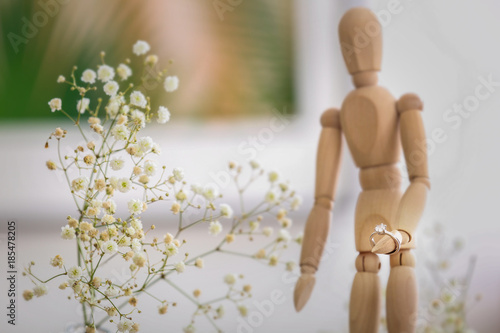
<box><xmin>294</xmin><ymin>7</ymin><xmax>429</xmax><ymax>333</ymax></box>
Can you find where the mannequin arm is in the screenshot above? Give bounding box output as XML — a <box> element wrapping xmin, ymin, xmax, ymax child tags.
<box><xmin>372</xmin><ymin>94</ymin><xmax>430</xmax><ymax>254</ymax></box>
<box><xmin>294</xmin><ymin>108</ymin><xmax>343</xmax><ymax>311</ymax></box>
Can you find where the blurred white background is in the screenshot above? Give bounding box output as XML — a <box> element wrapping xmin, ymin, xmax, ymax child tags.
<box><xmin>1</xmin><ymin>0</ymin><xmax>500</xmax><ymax>332</ymax></box>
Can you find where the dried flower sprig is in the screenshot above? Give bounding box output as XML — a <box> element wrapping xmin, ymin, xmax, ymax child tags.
<box><xmin>24</xmin><ymin>41</ymin><xmax>302</xmax><ymax>333</ymax></box>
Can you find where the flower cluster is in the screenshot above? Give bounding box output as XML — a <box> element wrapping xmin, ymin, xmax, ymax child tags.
<box><xmin>25</xmin><ymin>41</ymin><xmax>302</xmax><ymax>333</ymax></box>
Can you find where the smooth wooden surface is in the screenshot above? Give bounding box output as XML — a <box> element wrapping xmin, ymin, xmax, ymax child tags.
<box><xmin>338</xmin><ymin>7</ymin><xmax>382</xmax><ymax>75</ymax></box>
<box><xmin>349</xmin><ymin>272</ymin><xmax>381</xmax><ymax>333</ymax></box>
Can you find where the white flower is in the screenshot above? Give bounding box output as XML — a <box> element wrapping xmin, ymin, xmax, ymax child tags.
<box><xmin>152</xmin><ymin>143</ymin><xmax>161</xmax><ymax>155</ymax></box>
<box><xmin>110</xmin><ymin>157</ymin><xmax>125</xmax><ymax>171</ymax></box>
<box><xmin>117</xmin><ymin>63</ymin><xmax>132</xmax><ymax>81</ymax></box>
<box><xmin>130</xmin><ymin>91</ymin><xmax>147</xmax><ymax>108</ymax></box>
<box><xmin>138</xmin><ymin>136</ymin><xmax>153</xmax><ymax>153</ymax></box>
<box><xmin>105</xmin><ymin>285</ymin><xmax>119</xmax><ymax>297</ymax></box>
<box><xmin>97</xmin><ymin>65</ymin><xmax>115</xmax><ymax>82</ymax></box>
<box><xmin>48</xmin><ymin>98</ymin><xmax>62</xmax><ymax>112</ymax></box>
<box><xmin>126</xmin><ymin>227</ymin><xmax>136</xmax><ymax>236</ymax></box>
<box><xmin>183</xmin><ymin>325</ymin><xmax>195</xmax><ymax>333</ymax></box>
<box><xmin>103</xmin><ymin>80</ymin><xmax>119</xmax><ymax>96</ymax></box>
<box><xmin>143</xmin><ymin>160</ymin><xmax>157</xmax><ymax>176</ymax></box>
<box><xmin>265</xmin><ymin>190</ymin><xmax>279</xmax><ymax>204</ymax></box>
<box><xmin>268</xmin><ymin>170</ymin><xmax>279</xmax><ymax>182</ymax></box>
<box><xmin>133</xmin><ymin>40</ymin><xmax>150</xmax><ymax>56</ymax></box>
<box><xmin>67</xmin><ymin>266</ymin><xmax>83</xmax><ymax>280</ymax></box>
<box><xmin>219</xmin><ymin>204</ymin><xmax>233</xmax><ymax>219</ymax></box>
<box><xmin>71</xmin><ymin>176</ymin><xmax>89</xmax><ymax>192</ymax></box>
<box><xmin>102</xmin><ymin>214</ymin><xmax>116</xmax><ymax>224</ymax></box>
<box><xmin>203</xmin><ymin>185</ymin><xmax>218</xmax><ymax>201</ymax></box>
<box><xmin>224</xmin><ymin>273</ymin><xmax>237</xmax><ymax>285</ymax></box>
<box><xmin>117</xmin><ymin>318</ymin><xmax>135</xmax><ymax>332</ymax></box>
<box><xmin>131</xmin><ymin>239</ymin><xmax>142</xmax><ymax>253</ymax></box>
<box><xmin>118</xmin><ymin>236</ymin><xmax>131</xmax><ymax>247</ymax></box>
<box><xmin>130</xmin><ymin>110</ymin><xmax>146</xmax><ymax>128</ymax></box>
<box><xmin>111</xmin><ymin>124</ymin><xmax>130</xmax><ymax>141</ymax></box>
<box><xmin>165</xmin><ymin>243</ymin><xmax>178</xmax><ymax>256</ymax></box>
<box><xmin>128</xmin><ymin>199</ymin><xmax>144</xmax><ymax>215</ymax></box>
<box><xmin>291</xmin><ymin>195</ymin><xmax>302</xmax><ymax>211</ymax></box>
<box><xmin>57</xmin><ymin>75</ymin><xmax>65</xmax><ymax>83</ymax></box>
<box><xmin>61</xmin><ymin>225</ymin><xmax>76</xmax><ymax>240</ymax></box>
<box><xmin>157</xmin><ymin>106</ymin><xmax>171</xmax><ymax>124</ymax></box>
<box><xmin>164</xmin><ymin>75</ymin><xmax>179</xmax><ymax>92</ymax></box>
<box><xmin>263</xmin><ymin>227</ymin><xmax>273</xmax><ymax>237</ymax></box>
<box><xmin>33</xmin><ymin>284</ymin><xmax>48</xmax><ymax>297</ymax></box>
<box><xmin>81</xmin><ymin>69</ymin><xmax>97</xmax><ymax>84</ymax></box>
<box><xmin>209</xmin><ymin>221</ymin><xmax>222</xmax><ymax>236</ymax></box>
<box><xmin>130</xmin><ymin>218</ymin><xmax>143</xmax><ymax>231</ymax></box>
<box><xmin>173</xmin><ymin>167</ymin><xmax>184</xmax><ymax>181</ymax></box>
<box><xmin>102</xmin><ymin>240</ymin><xmax>118</xmax><ymax>255</ymax></box>
<box><xmin>103</xmin><ymin>199</ymin><xmax>117</xmax><ymax>214</ymax></box>
<box><xmin>118</xmin><ymin>178</ymin><xmax>131</xmax><ymax>193</ymax></box>
<box><xmin>250</xmin><ymin>160</ymin><xmax>260</xmax><ymax>169</ymax></box>
<box><xmin>76</xmin><ymin>98</ymin><xmax>90</xmax><ymax>114</ymax></box>
<box><xmin>106</xmin><ymin>95</ymin><xmax>125</xmax><ymax>117</ymax></box>
<box><xmin>278</xmin><ymin>229</ymin><xmax>291</xmax><ymax>243</ymax></box>
<box><xmin>175</xmin><ymin>261</ymin><xmax>185</xmax><ymax>273</ymax></box>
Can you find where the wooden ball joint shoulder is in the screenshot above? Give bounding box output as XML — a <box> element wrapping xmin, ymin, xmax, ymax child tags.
<box><xmin>294</xmin><ymin>7</ymin><xmax>430</xmax><ymax>333</ymax></box>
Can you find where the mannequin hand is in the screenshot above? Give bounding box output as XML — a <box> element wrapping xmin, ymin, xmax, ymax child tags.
<box><xmin>294</xmin><ymin>267</ymin><xmax>316</xmax><ymax>312</ymax></box>
<box><xmin>371</xmin><ymin>229</ymin><xmax>411</xmax><ymax>255</ymax></box>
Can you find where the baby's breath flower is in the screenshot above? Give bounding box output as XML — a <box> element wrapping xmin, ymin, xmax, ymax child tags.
<box><xmin>224</xmin><ymin>273</ymin><xmax>237</xmax><ymax>285</ymax></box>
<box><xmin>81</xmin><ymin>69</ymin><xmax>97</xmax><ymax>84</ymax></box>
<box><xmin>191</xmin><ymin>183</ymin><xmax>203</xmax><ymax>194</ymax></box>
<box><xmin>95</xmin><ymin>179</ymin><xmax>106</xmax><ymax>192</ymax></box>
<box><xmin>165</xmin><ymin>243</ymin><xmax>179</xmax><ymax>256</ymax></box>
<box><xmin>130</xmin><ymin>91</ymin><xmax>147</xmax><ymax>108</ymax></box>
<box><xmin>79</xmin><ymin>221</ymin><xmax>93</xmax><ymax>232</ymax></box>
<box><xmin>286</xmin><ymin>261</ymin><xmax>296</xmax><ymax>271</ymax></box>
<box><xmin>152</xmin><ymin>143</ymin><xmax>161</xmax><ymax>154</ymax></box>
<box><xmin>176</xmin><ymin>190</ymin><xmax>187</xmax><ymax>202</ymax></box>
<box><xmin>265</xmin><ymin>190</ymin><xmax>279</xmax><ymax>204</ymax></box>
<box><xmin>46</xmin><ymin>160</ymin><xmax>57</xmax><ymax>170</ymax></box>
<box><xmin>171</xmin><ymin>202</ymin><xmax>181</xmax><ymax>214</ymax></box>
<box><xmin>243</xmin><ymin>284</ymin><xmax>252</xmax><ymax>293</ymax></box>
<box><xmin>263</xmin><ymin>227</ymin><xmax>273</xmax><ymax>237</ymax></box>
<box><xmin>269</xmin><ymin>255</ymin><xmax>278</xmax><ymax>266</ymax></box>
<box><xmin>131</xmin><ymin>218</ymin><xmax>143</xmax><ymax>231</ymax></box>
<box><xmin>131</xmin><ymin>239</ymin><xmax>142</xmax><ymax>253</ymax></box>
<box><xmin>103</xmin><ymin>80</ymin><xmax>119</xmax><ymax>96</ymax></box>
<box><xmin>110</xmin><ymin>157</ymin><xmax>125</xmax><ymax>171</ymax></box>
<box><xmin>103</xmin><ymin>199</ymin><xmax>117</xmax><ymax>214</ymax></box>
<box><xmin>175</xmin><ymin>261</ymin><xmax>186</xmax><ymax>273</ymax></box>
<box><xmin>128</xmin><ymin>199</ymin><xmax>145</xmax><ymax>215</ymax></box>
<box><xmin>133</xmin><ymin>253</ymin><xmax>146</xmax><ymax>267</ymax></box>
<box><xmin>209</xmin><ymin>221</ymin><xmax>222</xmax><ymax>236</ymax></box>
<box><xmin>173</xmin><ymin>167</ymin><xmax>184</xmax><ymax>181</ymax></box>
<box><xmin>50</xmin><ymin>255</ymin><xmax>64</xmax><ymax>268</ymax></box>
<box><xmin>130</xmin><ymin>110</ymin><xmax>146</xmax><ymax>128</ymax></box>
<box><xmin>268</xmin><ymin>170</ymin><xmax>279</xmax><ymax>182</ymax></box>
<box><xmin>295</xmin><ymin>232</ymin><xmax>304</xmax><ymax>245</ymax></box>
<box><xmin>194</xmin><ymin>258</ymin><xmax>204</xmax><ymax>268</ymax></box>
<box><xmin>277</xmin><ymin>229</ymin><xmax>291</xmax><ymax>243</ymax></box>
<box><xmin>249</xmin><ymin>221</ymin><xmax>260</xmax><ymax>231</ymax></box>
<box><xmin>76</xmin><ymin>97</ymin><xmax>90</xmax><ymax>114</ymax></box>
<box><xmin>158</xmin><ymin>304</ymin><xmax>168</xmax><ymax>315</ymax></box>
<box><xmin>23</xmin><ymin>290</ymin><xmax>34</xmax><ymax>301</ymax></box>
<box><xmin>118</xmin><ymin>236</ymin><xmax>131</xmax><ymax>247</ymax></box>
<box><xmin>117</xmin><ymin>177</ymin><xmax>132</xmax><ymax>193</ymax></box>
<box><xmin>97</xmin><ymin>65</ymin><xmax>115</xmax><ymax>82</ymax></box>
<box><xmin>33</xmin><ymin>284</ymin><xmax>48</xmax><ymax>297</ymax></box>
<box><xmin>250</xmin><ymin>160</ymin><xmax>260</xmax><ymax>169</ymax></box>
<box><xmin>133</xmin><ymin>40</ymin><xmax>150</xmax><ymax>56</ymax></box>
<box><xmin>157</xmin><ymin>106</ymin><xmax>171</xmax><ymax>124</ymax></box>
<box><xmin>183</xmin><ymin>325</ymin><xmax>195</xmax><ymax>333</ymax></box>
<box><xmin>111</xmin><ymin>124</ymin><xmax>130</xmax><ymax>141</ymax></box>
<box><xmin>203</xmin><ymin>185</ymin><xmax>218</xmax><ymax>201</ymax></box>
<box><xmin>144</xmin><ymin>160</ymin><xmax>157</xmax><ymax>176</ymax></box>
<box><xmin>61</xmin><ymin>225</ymin><xmax>76</xmax><ymax>240</ymax></box>
<box><xmin>101</xmin><ymin>214</ymin><xmax>115</xmax><ymax>224</ymax></box>
<box><xmin>58</xmin><ymin>281</ymin><xmax>69</xmax><ymax>290</ymax></box>
<box><xmin>279</xmin><ymin>217</ymin><xmax>292</xmax><ymax>228</ymax></box>
<box><xmin>226</xmin><ymin>234</ymin><xmax>235</xmax><ymax>243</ymax></box>
<box><xmin>67</xmin><ymin>265</ymin><xmax>83</xmax><ymax>280</ymax></box>
<box><xmin>219</xmin><ymin>204</ymin><xmax>233</xmax><ymax>219</ymax></box>
<box><xmin>291</xmin><ymin>195</ymin><xmax>302</xmax><ymax>211</ymax></box>
<box><xmin>164</xmin><ymin>75</ymin><xmax>179</xmax><ymax>92</ymax></box>
<box><xmin>83</xmin><ymin>154</ymin><xmax>95</xmax><ymax>165</ymax></box>
<box><xmin>117</xmin><ymin>63</ymin><xmax>132</xmax><ymax>81</ymax></box>
<box><xmin>102</xmin><ymin>240</ymin><xmax>118</xmax><ymax>255</ymax></box>
<box><xmin>48</xmin><ymin>98</ymin><xmax>62</xmax><ymax>112</ymax></box>
<box><xmin>57</xmin><ymin>75</ymin><xmax>65</xmax><ymax>83</ymax></box>
<box><xmin>104</xmin><ymin>285</ymin><xmax>119</xmax><ymax>297</ymax></box>
<box><xmin>238</xmin><ymin>305</ymin><xmax>248</xmax><ymax>317</ymax></box>
<box><xmin>91</xmin><ymin>123</ymin><xmax>103</xmax><ymax>134</ymax></box>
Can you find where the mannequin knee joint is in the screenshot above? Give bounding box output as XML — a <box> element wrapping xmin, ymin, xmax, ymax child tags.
<box><xmin>390</xmin><ymin>250</ymin><xmax>415</xmax><ymax>268</ymax></box>
<box><xmin>355</xmin><ymin>252</ymin><xmax>380</xmax><ymax>273</ymax></box>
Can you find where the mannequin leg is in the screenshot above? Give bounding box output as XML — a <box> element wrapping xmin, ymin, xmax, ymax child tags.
<box><xmin>386</xmin><ymin>250</ymin><xmax>418</xmax><ymax>333</ymax></box>
<box><xmin>349</xmin><ymin>252</ymin><xmax>381</xmax><ymax>333</ymax></box>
